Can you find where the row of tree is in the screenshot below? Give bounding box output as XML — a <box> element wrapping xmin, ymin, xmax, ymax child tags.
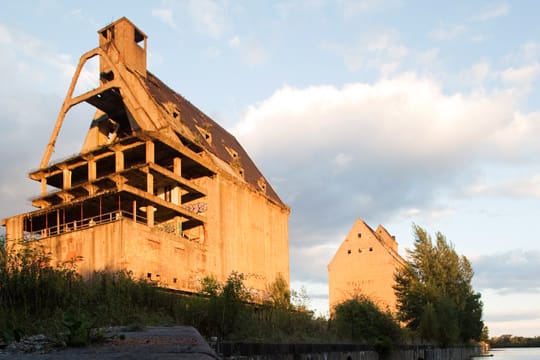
<box><xmin>1</xmin><ymin>225</ymin><xmax>485</xmax><ymax>350</ymax></box>
<box><xmin>490</xmin><ymin>334</ymin><xmax>540</xmax><ymax>347</ymax></box>
<box><xmin>392</xmin><ymin>225</ymin><xmax>485</xmax><ymax>346</ymax></box>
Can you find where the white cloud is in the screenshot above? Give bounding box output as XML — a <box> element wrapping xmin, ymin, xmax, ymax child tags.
<box><xmin>429</xmin><ymin>24</ymin><xmax>467</xmax><ymax>41</ymax></box>
<box><xmin>466</xmin><ymin>174</ymin><xmax>540</xmax><ymax>198</ymax></box>
<box><xmin>334</xmin><ymin>153</ymin><xmax>353</xmax><ymax>169</ymax></box>
<box><xmin>228</xmin><ymin>35</ymin><xmax>240</xmax><ymax>48</ymax></box>
<box><xmin>235</xmin><ymin>74</ymin><xmax>517</xmax><ymax>162</ymax></box>
<box><xmin>275</xmin><ymin>0</ymin><xmax>326</xmax><ymax>18</ymax></box>
<box><xmin>228</xmin><ymin>36</ymin><xmax>267</xmax><ymax>67</ymax></box>
<box><xmin>473</xmin><ymin>250</ymin><xmax>540</xmax><ymax>293</ymax></box>
<box><xmin>232</xmin><ymin>72</ymin><xmax>539</xmax><ymax>250</ymax></box>
<box><xmin>0</xmin><ymin>23</ymin><xmax>93</xmax><ymax>93</ymax></box>
<box><xmin>338</xmin><ymin>0</ymin><xmax>397</xmax><ymax>18</ymax></box>
<box><xmin>501</xmin><ymin>63</ymin><xmax>540</xmax><ymax>85</ymax></box>
<box><xmin>245</xmin><ymin>40</ymin><xmax>267</xmax><ymax>66</ymax></box>
<box><xmin>520</xmin><ymin>42</ymin><xmax>540</xmax><ymax>62</ymax></box>
<box><xmin>460</xmin><ymin>61</ymin><xmax>490</xmax><ymax>86</ymax></box>
<box><xmin>504</xmin><ymin>42</ymin><xmax>540</xmax><ymax>65</ymax></box>
<box><xmin>0</xmin><ymin>24</ymin><xmax>97</xmax><ymax>220</ymax></box>
<box><xmin>471</xmin><ymin>3</ymin><xmax>510</xmax><ymax>22</ymax></box>
<box><xmin>188</xmin><ymin>0</ymin><xmax>227</xmax><ymax>38</ymax></box>
<box><xmin>152</xmin><ymin>8</ymin><xmax>177</xmax><ymax>28</ymax></box>
<box><xmin>324</xmin><ymin>31</ymin><xmax>409</xmax><ymax>74</ymax></box>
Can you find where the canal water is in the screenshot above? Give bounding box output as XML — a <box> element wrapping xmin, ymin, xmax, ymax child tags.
<box><xmin>478</xmin><ymin>347</ymin><xmax>540</xmax><ymax>359</ymax></box>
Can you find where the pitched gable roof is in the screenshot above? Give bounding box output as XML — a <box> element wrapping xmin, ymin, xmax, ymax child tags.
<box><xmin>141</xmin><ymin>71</ymin><xmax>286</xmax><ymax>208</ymax></box>
<box><xmin>328</xmin><ymin>218</ymin><xmax>405</xmax><ymax>267</ymax></box>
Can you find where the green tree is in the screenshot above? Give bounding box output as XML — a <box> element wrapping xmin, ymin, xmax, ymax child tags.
<box><xmin>333</xmin><ymin>295</ymin><xmax>402</xmax><ymax>357</ymax></box>
<box><xmin>393</xmin><ymin>225</ymin><xmax>483</xmax><ymax>345</ymax></box>
<box><xmin>266</xmin><ymin>273</ymin><xmax>291</xmax><ymax>309</ymax></box>
<box><xmin>201</xmin><ymin>271</ymin><xmax>251</xmax><ymax>339</ymax></box>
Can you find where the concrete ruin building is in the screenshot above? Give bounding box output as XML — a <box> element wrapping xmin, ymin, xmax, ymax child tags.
<box><xmin>1</xmin><ymin>17</ymin><xmax>290</xmax><ymax>295</ymax></box>
<box><xmin>327</xmin><ymin>218</ymin><xmax>405</xmax><ymax>313</ymax></box>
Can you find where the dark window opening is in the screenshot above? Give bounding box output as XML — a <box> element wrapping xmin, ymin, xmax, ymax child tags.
<box><xmin>358</xmin><ymin>233</ymin><xmax>361</xmax><ymax>238</ymax></box>
<box><xmin>147</xmin><ymin>272</ymin><xmax>152</xmax><ymax>279</ymax></box>
<box><xmin>100</xmin><ymin>71</ymin><xmax>114</xmax><ymax>82</ymax></box>
<box><xmin>134</xmin><ymin>28</ymin><xmax>144</xmax><ymax>45</ymax></box>
<box><xmin>173</xmin><ymin>278</ymin><xmax>177</xmax><ymax>284</ymax></box>
<box><xmin>369</xmin><ymin>247</ymin><xmax>373</xmax><ymax>252</ymax></box>
<box><xmin>347</xmin><ymin>249</ymin><xmax>351</xmax><ymax>254</ymax></box>
<box><xmin>100</xmin><ymin>27</ymin><xmax>114</xmax><ymax>41</ymax></box>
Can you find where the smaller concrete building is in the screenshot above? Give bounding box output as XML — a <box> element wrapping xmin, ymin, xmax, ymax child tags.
<box><xmin>327</xmin><ymin>219</ymin><xmax>405</xmax><ymax>314</ymax></box>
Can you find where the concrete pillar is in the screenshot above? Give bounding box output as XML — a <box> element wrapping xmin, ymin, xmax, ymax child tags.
<box><xmin>146</xmin><ymin>205</ymin><xmax>154</xmax><ymax>227</ymax></box>
<box><xmin>174</xmin><ymin>216</ymin><xmax>181</xmax><ymax>235</ymax></box>
<box><xmin>63</xmin><ymin>168</ymin><xmax>72</xmax><ymax>190</ymax></box>
<box><xmin>147</xmin><ymin>173</ymin><xmax>154</xmax><ymax>194</ymax></box>
<box><xmin>41</xmin><ymin>178</ymin><xmax>47</xmax><ymax>196</ymax></box>
<box><xmin>172</xmin><ymin>187</ymin><xmax>180</xmax><ymax>205</ymax></box>
<box><xmin>146</xmin><ymin>141</ymin><xmax>155</xmax><ymax>163</ymax></box>
<box><xmin>115</xmin><ymin>150</ymin><xmax>124</xmax><ymax>172</ymax></box>
<box><xmin>5</xmin><ymin>217</ymin><xmax>20</xmax><ymax>242</ymax></box>
<box><xmin>172</xmin><ymin>157</ymin><xmax>181</xmax><ymax>205</ymax></box>
<box><xmin>88</xmin><ymin>160</ymin><xmax>96</xmax><ymax>181</ymax></box>
<box><xmin>56</xmin><ymin>210</ymin><xmax>60</xmax><ymax>234</ymax></box>
<box><xmin>173</xmin><ymin>157</ymin><xmax>181</xmax><ymax>176</ymax></box>
<box><xmin>132</xmin><ymin>200</ymin><xmax>137</xmax><ymax>222</ymax></box>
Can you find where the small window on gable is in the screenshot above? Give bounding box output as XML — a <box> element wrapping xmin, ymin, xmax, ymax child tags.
<box><xmin>226</xmin><ymin>146</ymin><xmax>238</xmax><ymax>159</ymax></box>
<box><xmin>257</xmin><ymin>177</ymin><xmax>267</xmax><ymax>193</ymax></box>
<box><xmin>347</xmin><ymin>249</ymin><xmax>351</xmax><ymax>254</ymax></box>
<box><xmin>358</xmin><ymin>233</ymin><xmax>362</xmax><ymax>238</ymax></box>
<box><xmin>165</xmin><ymin>103</ymin><xmax>181</xmax><ymax>121</ymax></box>
<box><xmin>369</xmin><ymin>247</ymin><xmax>373</xmax><ymax>252</ymax></box>
<box><xmin>196</xmin><ymin>125</ymin><xmax>212</xmax><ymax>144</ymax></box>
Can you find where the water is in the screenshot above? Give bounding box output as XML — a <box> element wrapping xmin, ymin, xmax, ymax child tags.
<box><xmin>479</xmin><ymin>348</ymin><xmax>540</xmax><ymax>360</ymax></box>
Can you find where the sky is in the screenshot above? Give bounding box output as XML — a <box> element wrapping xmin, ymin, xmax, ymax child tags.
<box><xmin>1</xmin><ymin>0</ymin><xmax>539</xmax><ymax>337</ymax></box>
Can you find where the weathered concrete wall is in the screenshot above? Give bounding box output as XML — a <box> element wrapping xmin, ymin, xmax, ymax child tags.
<box><xmin>328</xmin><ymin>219</ymin><xmax>404</xmax><ymax>313</ymax></box>
<box><xmin>33</xmin><ymin>219</ymin><xmax>207</xmax><ymax>291</ymax></box>
<box><xmin>199</xmin><ymin>169</ymin><xmax>290</xmax><ymax>294</ymax></box>
<box><xmin>218</xmin><ymin>344</ymin><xmax>480</xmax><ymax>360</ymax></box>
<box><xmin>10</xmin><ymin>170</ymin><xmax>290</xmax><ymax>297</ymax></box>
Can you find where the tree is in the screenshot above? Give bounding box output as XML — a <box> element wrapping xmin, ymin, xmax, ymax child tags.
<box><xmin>393</xmin><ymin>225</ymin><xmax>483</xmax><ymax>345</ymax></box>
<box><xmin>333</xmin><ymin>295</ymin><xmax>402</xmax><ymax>357</ymax></box>
<box><xmin>266</xmin><ymin>273</ymin><xmax>291</xmax><ymax>309</ymax></box>
<box><xmin>201</xmin><ymin>272</ymin><xmax>251</xmax><ymax>339</ymax></box>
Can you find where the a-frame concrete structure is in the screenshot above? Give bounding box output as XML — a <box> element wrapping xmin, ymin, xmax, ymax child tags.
<box><xmin>2</xmin><ymin>18</ymin><xmax>290</xmax><ymax>295</ymax></box>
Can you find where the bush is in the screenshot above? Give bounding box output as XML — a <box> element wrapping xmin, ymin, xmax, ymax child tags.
<box><xmin>332</xmin><ymin>295</ymin><xmax>402</xmax><ymax>357</ymax></box>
